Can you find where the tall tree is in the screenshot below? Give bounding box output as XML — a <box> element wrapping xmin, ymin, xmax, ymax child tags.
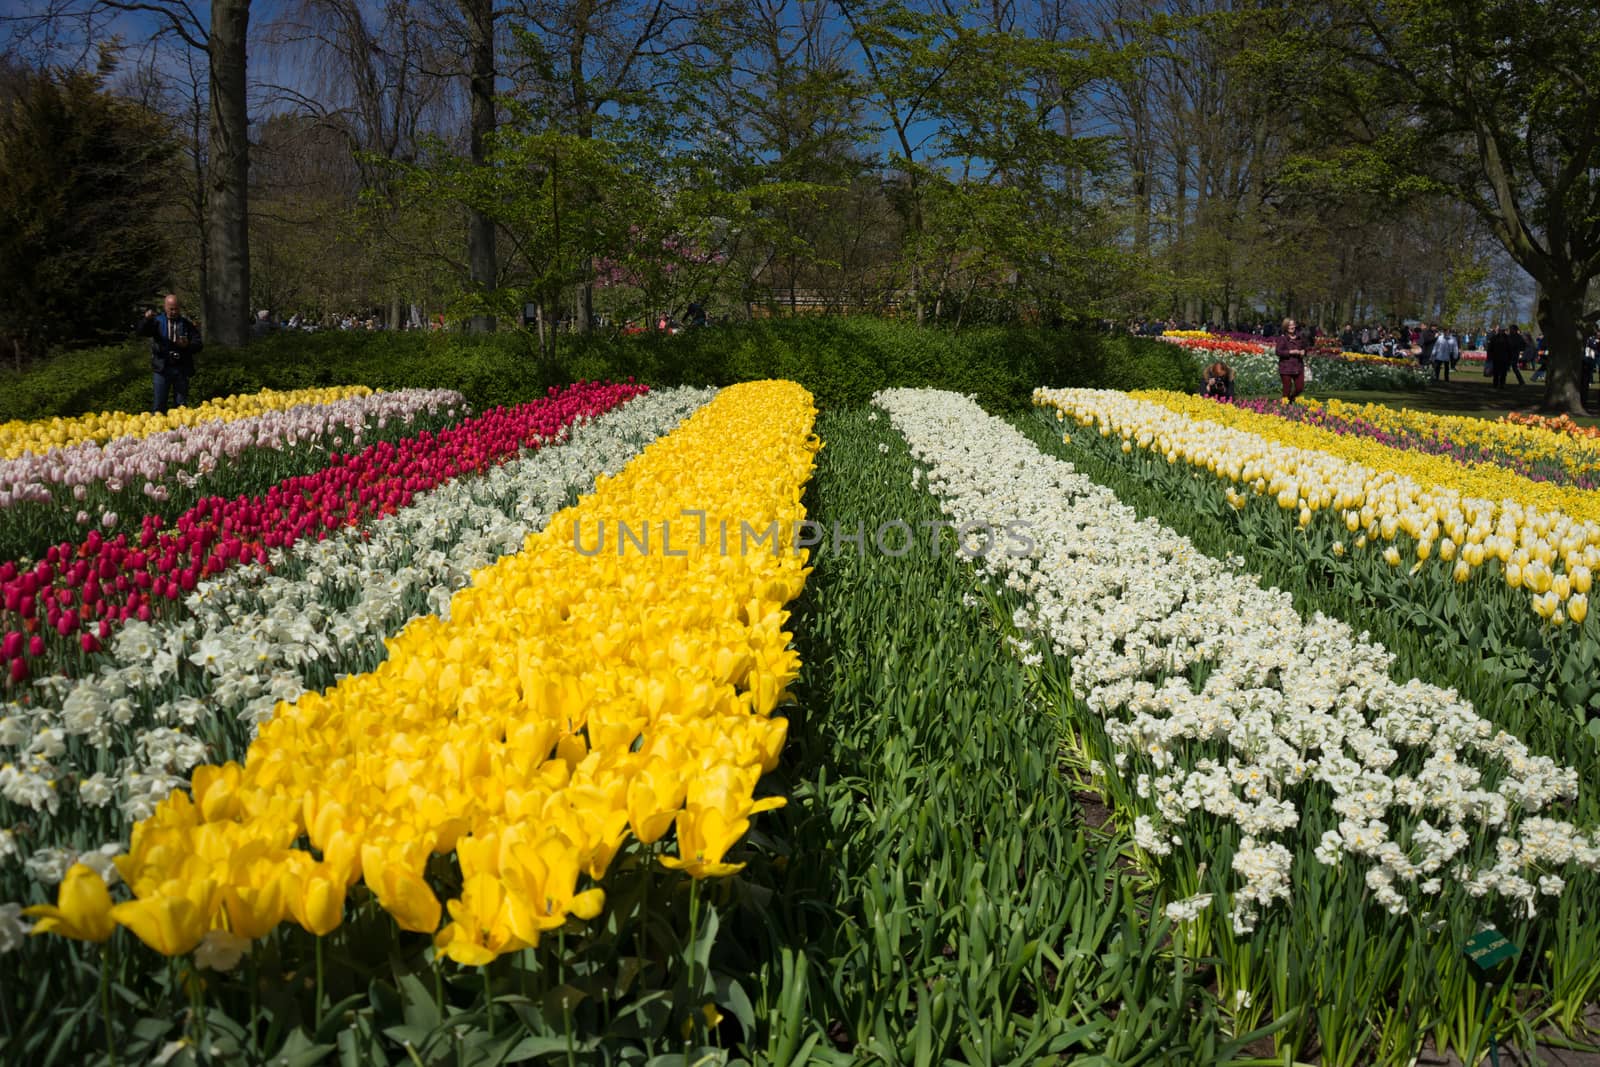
<box><xmin>96</xmin><ymin>0</ymin><xmax>252</xmax><ymax>345</ymax></box>
<box><xmin>459</xmin><ymin>0</ymin><xmax>497</xmax><ymax>332</ymax></box>
<box><xmin>1313</xmin><ymin>0</ymin><xmax>1600</xmax><ymax>413</ymax></box>
<box><xmin>0</xmin><ymin>64</ymin><xmax>174</xmax><ymax>362</ymax></box>
<box><xmin>206</xmin><ymin>0</ymin><xmax>250</xmax><ymax>345</ymax></box>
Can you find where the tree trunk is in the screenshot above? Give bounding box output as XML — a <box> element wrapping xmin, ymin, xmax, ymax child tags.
<box><xmin>205</xmin><ymin>0</ymin><xmax>250</xmax><ymax>348</ymax></box>
<box><xmin>462</xmin><ymin>0</ymin><xmax>496</xmax><ymax>333</ymax></box>
<box><xmin>189</xmin><ymin>68</ymin><xmax>208</xmax><ymax>324</ymax></box>
<box><xmin>1539</xmin><ymin>290</ymin><xmax>1587</xmax><ymax>415</ymax></box>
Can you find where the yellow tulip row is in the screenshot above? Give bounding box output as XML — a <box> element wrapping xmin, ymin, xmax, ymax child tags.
<box><xmin>1036</xmin><ymin>389</ymin><xmax>1598</xmax><ymax>626</ymax></box>
<box><xmin>0</xmin><ymin>386</ymin><xmax>374</xmax><ymax>459</ymax></box>
<box><xmin>1302</xmin><ymin>397</ymin><xmax>1600</xmax><ymax>480</ymax></box>
<box><xmin>27</xmin><ymin>380</ymin><xmax>819</xmax><ymax>963</ymax></box>
<box><xmin>1130</xmin><ymin>391</ymin><xmax>1600</xmax><ymax>526</ymax></box>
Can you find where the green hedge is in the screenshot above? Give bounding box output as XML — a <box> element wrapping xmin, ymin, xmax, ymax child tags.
<box><xmin>0</xmin><ymin>318</ymin><xmax>1196</xmax><ymax>419</ymax></box>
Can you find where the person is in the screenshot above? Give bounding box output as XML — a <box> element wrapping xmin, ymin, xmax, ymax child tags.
<box><xmin>1432</xmin><ymin>327</ymin><xmax>1458</xmax><ymax>382</ymax></box>
<box><xmin>685</xmin><ymin>299</ymin><xmax>708</xmax><ymax>327</ymax></box>
<box><xmin>135</xmin><ymin>293</ymin><xmax>202</xmax><ymax>413</ymax></box>
<box><xmin>1420</xmin><ymin>322</ymin><xmax>1437</xmax><ymax>367</ymax></box>
<box><xmin>1275</xmin><ymin>317</ymin><xmax>1307</xmax><ymax>403</ymax></box>
<box><xmin>1487</xmin><ymin>325</ymin><xmax>1516</xmax><ymax>387</ymax></box>
<box><xmin>252</xmin><ymin>309</ymin><xmax>275</xmax><ymax>338</ymax></box>
<box><xmin>1201</xmin><ymin>360</ymin><xmax>1235</xmax><ymax>400</ymax></box>
<box><xmin>1505</xmin><ymin>326</ymin><xmax>1528</xmax><ymax>385</ymax></box>
<box><xmin>1581</xmin><ymin>333</ymin><xmax>1597</xmax><ymax>404</ymax></box>
<box><xmin>1486</xmin><ymin>326</ymin><xmax>1505</xmax><ymax>384</ymax></box>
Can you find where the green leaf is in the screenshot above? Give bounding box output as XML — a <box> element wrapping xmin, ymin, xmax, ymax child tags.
<box><xmin>267</xmin><ymin>1029</ymin><xmax>338</xmax><ymax>1067</ymax></box>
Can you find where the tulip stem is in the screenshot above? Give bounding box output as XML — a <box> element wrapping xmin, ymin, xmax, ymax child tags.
<box><xmin>314</xmin><ymin>935</ymin><xmax>325</xmax><ymax>1032</ymax></box>
<box><xmin>246</xmin><ymin>950</ymin><xmax>259</xmax><ymax>1052</ymax></box>
<box><xmin>483</xmin><ymin>966</ymin><xmax>493</xmax><ymax>1038</ymax></box>
<box><xmin>99</xmin><ymin>954</ymin><xmax>117</xmax><ymax>1066</ymax></box>
<box><xmin>685</xmin><ymin>877</ymin><xmax>702</xmax><ymax>1061</ymax></box>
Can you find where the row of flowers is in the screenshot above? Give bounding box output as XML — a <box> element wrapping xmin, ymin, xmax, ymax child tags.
<box><xmin>26</xmin><ymin>380</ymin><xmax>816</xmax><ymax>965</ymax></box>
<box><xmin>0</xmin><ymin>387</ymin><xmax>374</xmax><ymax>461</ymax></box>
<box><xmin>1159</xmin><ymin>331</ymin><xmax>1421</xmax><ymax>370</ymax></box>
<box><xmin>878</xmin><ymin>387</ymin><xmax>1596</xmax><ymax>936</ymax></box>
<box><xmin>0</xmin><ymin>388</ymin><xmax>465</xmax><ymax>509</ymax></box>
<box><xmin>0</xmin><ymin>381</ymin><xmax>647</xmax><ymax>683</ymax></box>
<box><xmin>1504</xmin><ymin>411</ymin><xmax>1600</xmax><ymax>441</ymax></box>
<box><xmin>0</xmin><ymin>386</ymin><xmax>714</xmax><ymax>951</ymax></box>
<box><xmin>0</xmin><ymin>389</ymin><xmax>469</xmax><ymax>564</ymax></box>
<box><xmin>1227</xmin><ymin>397</ymin><xmax>1600</xmax><ymax>489</ymax></box>
<box><xmin>1161</xmin><ymin>339</ymin><xmax>1429</xmax><ymax>392</ymax></box>
<box><xmin>1056</xmin><ymin>389</ymin><xmax>1598</xmax><ymax>626</ymax></box>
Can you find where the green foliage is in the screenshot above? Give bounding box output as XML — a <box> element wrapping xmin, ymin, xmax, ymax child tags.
<box><xmin>0</xmin><ymin>66</ymin><xmax>175</xmax><ymax>359</ymax></box>
<box><xmin>0</xmin><ymin>319</ymin><xmax>1196</xmax><ymax>420</ymax></box>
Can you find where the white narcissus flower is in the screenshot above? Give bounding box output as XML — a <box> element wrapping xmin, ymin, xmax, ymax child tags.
<box><xmin>876</xmin><ymin>388</ymin><xmax>1597</xmax><ymax>929</ymax></box>
<box><xmin>23</xmin><ymin>846</ymin><xmax>74</xmax><ymax>886</ymax></box>
<box><xmin>0</xmin><ymin>903</ymin><xmax>28</xmax><ymax>954</ymax></box>
<box><xmin>78</xmin><ymin>772</ymin><xmax>115</xmax><ymax>808</ymax></box>
<box><xmin>195</xmin><ymin>929</ymin><xmax>251</xmax><ymax>972</ymax></box>
<box><xmin>1163</xmin><ymin>893</ymin><xmax>1214</xmax><ymax>923</ymax></box>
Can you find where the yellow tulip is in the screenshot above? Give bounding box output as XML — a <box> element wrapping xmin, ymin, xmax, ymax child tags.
<box><xmin>192</xmin><ymin>762</ymin><xmax>245</xmax><ymax>823</ymax></box>
<box><xmin>1453</xmin><ymin>560</ymin><xmax>1471</xmax><ymax>583</ymax></box>
<box><xmin>435</xmin><ymin>873</ymin><xmax>525</xmax><ymax>966</ymax></box>
<box><xmin>1570</xmin><ymin>594</ymin><xmax>1588</xmax><ymax>625</ymax></box>
<box><xmin>284</xmin><ymin>857</ymin><xmax>346</xmax><ymax>937</ymax></box>
<box><xmin>24</xmin><ymin>864</ymin><xmax>115</xmax><ymax>942</ymax></box>
<box><xmin>660</xmin><ymin>806</ymin><xmax>751</xmax><ymax>878</ymax></box>
<box><xmin>111</xmin><ymin>891</ymin><xmax>210</xmax><ymax>956</ymax></box>
<box><xmin>626</xmin><ymin>761</ymin><xmax>688</xmax><ymax>845</ymax></box>
<box><xmin>362</xmin><ymin>847</ymin><xmax>442</xmax><ymax>934</ymax></box>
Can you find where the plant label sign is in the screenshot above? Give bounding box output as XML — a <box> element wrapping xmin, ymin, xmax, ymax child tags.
<box><xmin>1464</xmin><ymin>928</ymin><xmax>1517</xmax><ymax>974</ymax></box>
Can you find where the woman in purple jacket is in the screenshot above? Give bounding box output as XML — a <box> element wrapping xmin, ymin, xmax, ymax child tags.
<box><xmin>1275</xmin><ymin>317</ymin><xmax>1306</xmax><ymax>403</ymax></box>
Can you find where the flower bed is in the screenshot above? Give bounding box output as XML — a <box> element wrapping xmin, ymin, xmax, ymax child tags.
<box><xmin>0</xmin><ymin>387</ymin><xmax>374</xmax><ymax>460</ymax></box>
<box><xmin>881</xmin><ymin>386</ymin><xmax>1599</xmax><ymax>1063</ymax></box>
<box><xmin>0</xmin><ymin>381</ymin><xmax>646</xmax><ymax>682</ymax></box>
<box><xmin>0</xmin><ymin>387</ymin><xmax>714</xmax><ymax>932</ymax></box>
<box><xmin>1229</xmin><ymin>397</ymin><xmax>1600</xmax><ymax>487</ymax></box>
<box><xmin>1156</xmin><ymin>336</ymin><xmax>1429</xmax><ymax>392</ymax></box>
<box><xmin>0</xmin><ymin>388</ymin><xmax>467</xmax><ymax>561</ymax></box>
<box><xmin>36</xmin><ymin>380</ymin><xmax>815</xmax><ymax>963</ymax></box>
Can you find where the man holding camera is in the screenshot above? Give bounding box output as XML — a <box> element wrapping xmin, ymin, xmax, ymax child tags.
<box><xmin>135</xmin><ymin>293</ymin><xmax>202</xmax><ymax>413</ymax></box>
